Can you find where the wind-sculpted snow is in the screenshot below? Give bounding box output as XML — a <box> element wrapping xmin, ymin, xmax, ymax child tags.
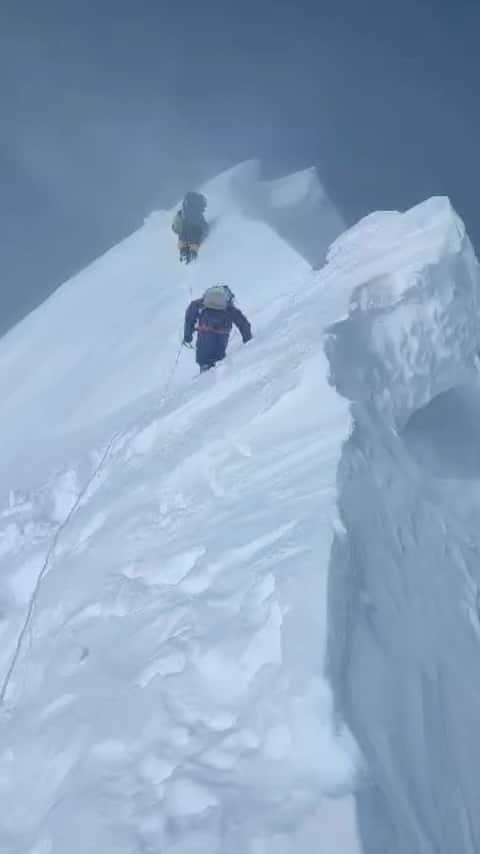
<box><xmin>0</xmin><ymin>164</ymin><xmax>359</xmax><ymax>854</ymax></box>
<box><xmin>325</xmin><ymin>197</ymin><xmax>480</xmax><ymax>853</ymax></box>
<box><xmin>326</xmin><ymin>197</ymin><xmax>478</xmax><ymax>429</ymax></box>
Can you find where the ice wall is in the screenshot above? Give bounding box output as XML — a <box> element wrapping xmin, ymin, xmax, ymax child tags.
<box><xmin>325</xmin><ymin>196</ymin><xmax>480</xmax><ymax>853</ymax></box>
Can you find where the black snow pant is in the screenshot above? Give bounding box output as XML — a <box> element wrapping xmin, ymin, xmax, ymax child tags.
<box><xmin>196</xmin><ymin>331</ymin><xmax>229</xmax><ymax>371</ymax></box>
<box><xmin>178</xmin><ymin>223</ymin><xmax>204</xmax><ymax>263</ymax></box>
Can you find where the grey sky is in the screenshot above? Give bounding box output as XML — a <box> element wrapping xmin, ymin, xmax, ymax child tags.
<box><xmin>1</xmin><ymin>0</ymin><xmax>479</xmax><ymax>334</ymax></box>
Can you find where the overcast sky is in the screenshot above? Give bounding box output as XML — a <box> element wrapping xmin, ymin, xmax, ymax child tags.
<box><xmin>1</xmin><ymin>0</ymin><xmax>479</xmax><ymax>334</ymax></box>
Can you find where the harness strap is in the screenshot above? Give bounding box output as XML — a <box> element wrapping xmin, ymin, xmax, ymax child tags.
<box><xmin>197</xmin><ymin>323</ymin><xmax>229</xmax><ymax>336</ymax></box>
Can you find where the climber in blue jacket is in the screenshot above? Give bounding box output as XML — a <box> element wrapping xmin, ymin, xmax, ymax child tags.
<box><xmin>183</xmin><ymin>285</ymin><xmax>252</xmax><ymax>372</ymax></box>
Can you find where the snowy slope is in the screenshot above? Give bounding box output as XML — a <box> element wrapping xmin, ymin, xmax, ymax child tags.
<box><xmin>0</xmin><ymin>164</ymin><xmax>359</xmax><ymax>854</ymax></box>
<box><xmin>0</xmin><ymin>163</ymin><xmax>310</xmax><ymax>492</ymax></box>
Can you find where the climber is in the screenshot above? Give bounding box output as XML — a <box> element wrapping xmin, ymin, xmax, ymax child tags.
<box><xmin>172</xmin><ymin>192</ymin><xmax>209</xmax><ymax>263</ymax></box>
<box><xmin>183</xmin><ymin>285</ymin><xmax>252</xmax><ymax>372</ymax></box>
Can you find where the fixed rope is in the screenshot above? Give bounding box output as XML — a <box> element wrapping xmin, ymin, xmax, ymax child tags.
<box><xmin>160</xmin><ymin>342</ymin><xmax>183</xmax><ymax>401</ymax></box>
<box><xmin>0</xmin><ymin>344</ymin><xmax>184</xmax><ymax>708</ymax></box>
<box><xmin>0</xmin><ymin>432</ymin><xmax>121</xmax><ymax>707</ymax></box>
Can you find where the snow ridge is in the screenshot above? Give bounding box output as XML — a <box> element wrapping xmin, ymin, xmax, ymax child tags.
<box><xmin>0</xmin><ymin>164</ymin><xmax>359</xmax><ymax>854</ymax></box>
<box><xmin>4</xmin><ymin>165</ymin><xmax>477</xmax><ymax>854</ymax></box>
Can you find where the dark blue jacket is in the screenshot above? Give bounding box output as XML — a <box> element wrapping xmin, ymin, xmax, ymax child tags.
<box><xmin>184</xmin><ymin>299</ymin><xmax>252</xmax><ymax>346</ymax></box>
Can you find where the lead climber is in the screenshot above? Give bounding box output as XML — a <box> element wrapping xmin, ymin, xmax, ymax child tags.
<box><xmin>172</xmin><ymin>191</ymin><xmax>209</xmax><ymax>263</ymax></box>
<box><xmin>183</xmin><ymin>285</ymin><xmax>252</xmax><ymax>372</ymax></box>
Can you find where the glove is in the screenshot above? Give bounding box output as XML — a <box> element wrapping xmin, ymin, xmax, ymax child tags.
<box><xmin>183</xmin><ymin>340</ymin><xmax>194</xmax><ymax>349</ymax></box>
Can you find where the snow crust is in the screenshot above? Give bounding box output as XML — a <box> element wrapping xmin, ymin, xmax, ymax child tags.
<box><xmin>0</xmin><ymin>163</ymin><xmax>359</xmax><ymax>854</ymax></box>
